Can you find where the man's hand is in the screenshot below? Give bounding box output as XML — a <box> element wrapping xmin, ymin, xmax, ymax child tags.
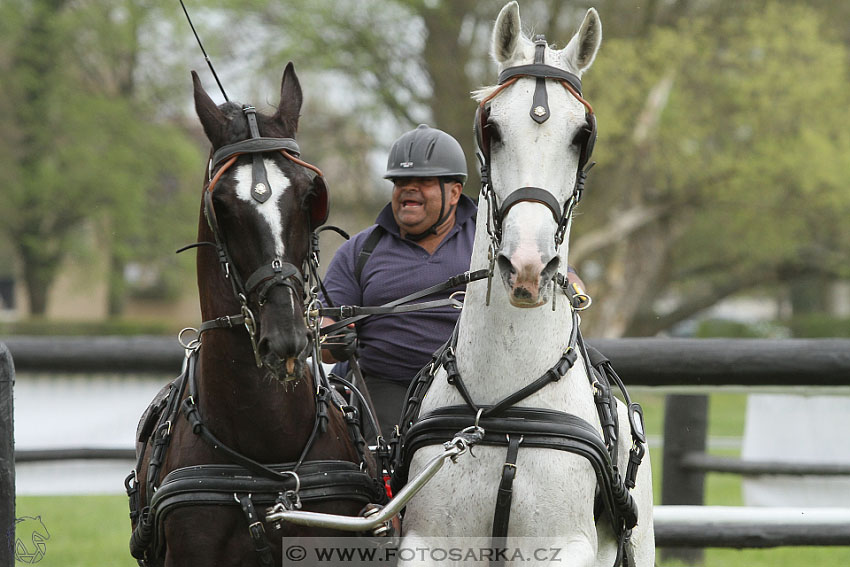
<box><xmin>323</xmin><ymin>323</ymin><xmax>358</xmax><ymax>361</ymax></box>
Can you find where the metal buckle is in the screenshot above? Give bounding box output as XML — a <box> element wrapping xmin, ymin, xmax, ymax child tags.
<box><xmin>240</xmin><ymin>304</ymin><xmax>263</xmax><ymax>368</ymax></box>
<box><xmin>178</xmin><ymin>327</ymin><xmax>201</xmax><ymax>351</ymax></box>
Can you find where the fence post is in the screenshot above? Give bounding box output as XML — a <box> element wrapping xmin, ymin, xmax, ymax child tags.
<box><xmin>0</xmin><ymin>343</ymin><xmax>15</xmax><ymax>567</ymax></box>
<box><xmin>661</xmin><ymin>394</ymin><xmax>708</xmax><ymax>564</ymax></box>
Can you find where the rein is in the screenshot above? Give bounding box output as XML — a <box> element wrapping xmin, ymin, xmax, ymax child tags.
<box><xmin>317</xmin><ymin>267</ymin><xmax>590</xmax><ymax>337</ymax></box>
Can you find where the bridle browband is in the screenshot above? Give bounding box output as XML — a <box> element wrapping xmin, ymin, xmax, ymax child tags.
<box><xmin>475</xmin><ymin>35</ymin><xmax>597</xmax><ymax>251</ymax></box>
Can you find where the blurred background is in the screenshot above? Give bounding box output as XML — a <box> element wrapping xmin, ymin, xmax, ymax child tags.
<box><xmin>2</xmin><ymin>0</ymin><xmax>849</xmax><ymax>340</ymax></box>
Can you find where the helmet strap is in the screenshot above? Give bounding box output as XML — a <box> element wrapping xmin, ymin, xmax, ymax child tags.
<box><xmin>404</xmin><ymin>179</ymin><xmax>455</xmax><ymax>242</ymax></box>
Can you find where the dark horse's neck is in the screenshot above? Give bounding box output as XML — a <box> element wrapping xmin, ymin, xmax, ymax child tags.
<box><xmin>192</xmin><ymin>211</ymin><xmax>317</xmax><ymax>463</ymax></box>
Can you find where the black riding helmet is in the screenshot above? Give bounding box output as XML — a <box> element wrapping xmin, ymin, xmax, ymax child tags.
<box><xmin>384</xmin><ymin>124</ymin><xmax>467</xmax><ymax>241</ymax></box>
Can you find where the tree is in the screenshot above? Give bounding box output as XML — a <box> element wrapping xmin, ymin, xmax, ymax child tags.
<box><xmin>212</xmin><ymin>0</ymin><xmax>850</xmax><ymax>337</ymax></box>
<box><xmin>0</xmin><ymin>0</ymin><xmax>202</xmax><ymax>316</ymax></box>
<box><xmin>579</xmin><ymin>3</ymin><xmax>850</xmax><ymax>335</ymax></box>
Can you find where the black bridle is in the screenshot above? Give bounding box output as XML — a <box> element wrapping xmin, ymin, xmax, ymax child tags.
<box><xmin>187</xmin><ymin>104</ymin><xmax>330</xmax><ymax>369</ymax></box>
<box><xmin>474</xmin><ymin>35</ymin><xmax>597</xmax><ymax>250</ymax></box>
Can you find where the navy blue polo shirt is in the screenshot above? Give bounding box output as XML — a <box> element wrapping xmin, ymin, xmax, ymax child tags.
<box><xmin>322</xmin><ymin>195</ymin><xmax>476</xmax><ymax>384</ymax></box>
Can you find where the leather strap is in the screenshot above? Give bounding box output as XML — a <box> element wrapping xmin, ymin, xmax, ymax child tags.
<box><xmin>492</xmin><ymin>434</ymin><xmax>522</xmax><ymax>545</ymax></box>
<box><xmin>497</xmin><ymin>64</ymin><xmax>583</xmax><ymax>95</ymax></box>
<box><xmin>498</xmin><ymin>186</ymin><xmax>562</xmax><ymax>223</ymax></box>
<box><xmin>143</xmin><ymin>459</ymin><xmax>385</xmax><ymax>559</ymax></box>
<box><xmin>244</xmin><ymin>106</ymin><xmax>273</xmax><ymax>203</ymax></box>
<box><xmin>238</xmin><ymin>494</ymin><xmax>274</xmax><ymax>567</ymax></box>
<box><xmin>442</xmin><ymin>310</ymin><xmax>580</xmax><ymax>418</ymax></box>
<box><xmin>398</xmin><ymin>405</ymin><xmax>639</xmax><ymax>536</ymax></box>
<box><xmin>353</xmin><ymin>225</ymin><xmax>386</xmax><ymax>284</ymax></box>
<box><xmin>198</xmin><ymin>314</ymin><xmax>246</xmax><ymax>333</ymax></box>
<box><xmin>212</xmin><ymin>137</ymin><xmax>301</xmax><ymax>168</ymax></box>
<box><xmin>320</xmin><ymin>269</ymin><xmax>490</xmax><ymax>336</ymax></box>
<box><xmin>530</xmin><ymin>36</ymin><xmax>550</xmax><ymax>124</ymax></box>
<box><xmin>243</xmin><ymin>260</ymin><xmax>303</xmax><ymax>303</ymax></box>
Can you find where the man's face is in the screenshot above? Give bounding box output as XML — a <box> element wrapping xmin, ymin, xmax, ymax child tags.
<box><xmin>391</xmin><ymin>177</ymin><xmax>460</xmax><ymax>236</ymax></box>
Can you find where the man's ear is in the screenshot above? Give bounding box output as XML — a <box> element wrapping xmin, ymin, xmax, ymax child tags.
<box><xmin>448</xmin><ymin>181</ymin><xmax>463</xmax><ymax>206</ymax></box>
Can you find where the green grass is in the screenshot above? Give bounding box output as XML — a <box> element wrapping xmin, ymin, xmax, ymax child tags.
<box><xmin>13</xmin><ymin>393</ymin><xmax>850</xmax><ymax>566</ymax></box>
<box><xmin>14</xmin><ymin>494</ymin><xmax>136</xmax><ymax>567</ymax></box>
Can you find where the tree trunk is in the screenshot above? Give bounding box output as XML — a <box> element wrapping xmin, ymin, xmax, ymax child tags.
<box><xmin>421</xmin><ymin>1</ymin><xmax>480</xmax><ymax>190</ymax></box>
<box><xmin>107</xmin><ymin>253</ymin><xmax>126</xmax><ymax>317</ymax></box>
<box><xmin>18</xmin><ymin>246</ymin><xmax>59</xmax><ymax>316</ymax></box>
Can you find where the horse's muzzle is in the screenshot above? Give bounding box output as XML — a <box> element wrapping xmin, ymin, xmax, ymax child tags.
<box><xmin>496</xmin><ymin>250</ymin><xmax>560</xmax><ymax>307</ymax></box>
<box><xmin>257</xmin><ymin>288</ymin><xmax>310</xmax><ymax>381</ymax></box>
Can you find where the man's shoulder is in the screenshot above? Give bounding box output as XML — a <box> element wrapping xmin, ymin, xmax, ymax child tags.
<box><xmin>335</xmin><ymin>225</ymin><xmax>382</xmax><ymax>257</ymax></box>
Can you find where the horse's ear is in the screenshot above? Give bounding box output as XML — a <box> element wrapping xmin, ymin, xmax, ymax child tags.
<box><xmin>276</xmin><ymin>62</ymin><xmax>303</xmax><ymax>131</ymax></box>
<box><xmin>561</xmin><ymin>8</ymin><xmax>602</xmax><ymax>74</ymax></box>
<box><xmin>192</xmin><ymin>70</ymin><xmax>227</xmax><ymax>147</ymax></box>
<box><xmin>492</xmin><ymin>1</ymin><xmax>522</xmax><ymax>64</ymax></box>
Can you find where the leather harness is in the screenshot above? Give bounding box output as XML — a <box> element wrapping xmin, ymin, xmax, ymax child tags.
<box><xmin>390</xmin><ymin>42</ymin><xmax>646</xmax><ymax>566</ymax></box>
<box><xmin>126</xmin><ymin>106</ymin><xmax>385</xmax><ymax>566</ymax></box>
<box><xmin>391</xmin><ymin>313</ymin><xmax>646</xmax><ymax>566</ymax></box>
<box><xmin>127</xmin><ymin>344</ymin><xmax>387</xmax><ymax>565</ymax></box>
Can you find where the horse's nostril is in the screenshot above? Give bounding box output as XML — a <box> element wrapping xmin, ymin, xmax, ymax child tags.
<box><xmin>257</xmin><ymin>337</ymin><xmax>271</xmax><ymax>358</ymax></box>
<box><xmin>496</xmin><ymin>254</ymin><xmax>515</xmax><ymax>276</ymax></box>
<box><xmin>541</xmin><ymin>255</ymin><xmax>561</xmax><ymax>281</ymax></box>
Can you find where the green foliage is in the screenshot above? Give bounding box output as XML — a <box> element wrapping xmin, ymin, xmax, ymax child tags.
<box><xmin>0</xmin><ymin>318</ymin><xmax>176</xmax><ymax>336</ymax></box>
<box><xmin>580</xmin><ymin>2</ymin><xmax>850</xmax><ymax>335</ymax></box>
<box><xmin>786</xmin><ymin>314</ymin><xmax>850</xmax><ymax>338</ymax></box>
<box><xmin>695</xmin><ymin>319</ymin><xmax>773</xmax><ymax>338</ymax></box>
<box><xmin>0</xmin><ymin>0</ymin><xmax>202</xmax><ymax>316</ymax></box>
<box><xmin>694</xmin><ymin>318</ymin><xmax>790</xmax><ymax>339</ymax></box>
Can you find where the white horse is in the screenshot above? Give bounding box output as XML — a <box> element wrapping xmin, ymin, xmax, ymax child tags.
<box><xmin>398</xmin><ymin>3</ymin><xmax>654</xmax><ymax>566</ymax></box>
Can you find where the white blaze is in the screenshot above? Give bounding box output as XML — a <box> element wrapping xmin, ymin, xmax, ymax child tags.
<box><xmin>233</xmin><ymin>160</ymin><xmax>291</xmax><ymax>257</ymax></box>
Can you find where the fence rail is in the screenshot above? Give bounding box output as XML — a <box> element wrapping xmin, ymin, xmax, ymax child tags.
<box><xmin>5</xmin><ymin>336</ymin><xmax>850</xmax><ymax>554</ymax></box>
<box><xmin>654</xmin><ymin>506</ymin><xmax>850</xmax><ymax>547</ymax></box>
<box><xmin>15</xmin><ymin>447</ymin><xmax>136</xmax><ymax>463</ymax></box>
<box><xmin>681</xmin><ymin>452</ymin><xmax>850</xmax><ymax>476</ymax></box>
<box><xmin>6</xmin><ymin>336</ymin><xmax>850</xmax><ymax>386</ymax></box>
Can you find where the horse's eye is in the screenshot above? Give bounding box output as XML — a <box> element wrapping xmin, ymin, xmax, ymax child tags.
<box><xmin>572</xmin><ymin>124</ymin><xmax>590</xmax><ymax>147</ymax></box>
<box><xmin>485</xmin><ymin>117</ymin><xmax>502</xmax><ymax>144</ymax></box>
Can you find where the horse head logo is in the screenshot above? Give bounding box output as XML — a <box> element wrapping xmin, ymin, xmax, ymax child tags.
<box><xmin>14</xmin><ymin>516</ymin><xmax>50</xmax><ymax>564</ymax></box>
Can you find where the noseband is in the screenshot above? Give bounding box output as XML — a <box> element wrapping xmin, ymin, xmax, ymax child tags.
<box><xmin>194</xmin><ymin>105</ymin><xmax>328</xmax><ymax>368</ymax></box>
<box><xmin>475</xmin><ymin>36</ymin><xmax>597</xmax><ymax>250</ymax></box>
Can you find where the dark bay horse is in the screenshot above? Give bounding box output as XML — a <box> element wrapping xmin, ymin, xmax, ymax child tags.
<box><xmin>127</xmin><ymin>63</ymin><xmax>384</xmax><ymax>567</ymax></box>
